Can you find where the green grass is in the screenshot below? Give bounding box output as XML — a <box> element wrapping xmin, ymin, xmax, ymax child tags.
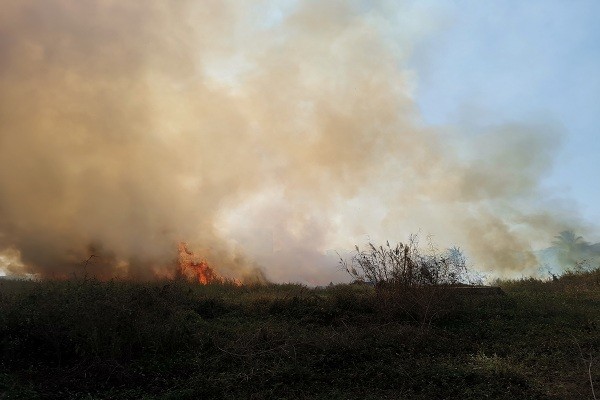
<box><xmin>0</xmin><ymin>272</ymin><xmax>598</xmax><ymax>399</ymax></box>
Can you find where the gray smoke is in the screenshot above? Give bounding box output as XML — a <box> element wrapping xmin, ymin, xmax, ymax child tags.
<box><xmin>0</xmin><ymin>1</ymin><xmax>587</xmax><ymax>282</ymax></box>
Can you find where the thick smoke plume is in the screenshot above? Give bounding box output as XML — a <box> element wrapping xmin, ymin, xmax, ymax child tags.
<box><xmin>0</xmin><ymin>1</ymin><xmax>587</xmax><ymax>283</ymax></box>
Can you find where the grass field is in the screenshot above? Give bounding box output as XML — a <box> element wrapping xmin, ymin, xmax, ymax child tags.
<box><xmin>0</xmin><ymin>270</ymin><xmax>599</xmax><ymax>399</ymax></box>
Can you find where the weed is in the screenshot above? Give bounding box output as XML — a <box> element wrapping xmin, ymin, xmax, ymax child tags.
<box><xmin>340</xmin><ymin>235</ymin><xmax>479</xmax><ymax>287</ymax></box>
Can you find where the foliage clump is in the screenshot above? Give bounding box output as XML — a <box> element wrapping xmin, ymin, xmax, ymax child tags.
<box><xmin>341</xmin><ymin>234</ymin><xmax>479</xmax><ymax>286</ymax></box>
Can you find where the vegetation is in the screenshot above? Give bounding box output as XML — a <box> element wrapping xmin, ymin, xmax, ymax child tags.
<box><xmin>0</xmin><ymin>268</ymin><xmax>598</xmax><ymax>399</ymax></box>
<box><xmin>341</xmin><ymin>235</ymin><xmax>479</xmax><ymax>286</ymax></box>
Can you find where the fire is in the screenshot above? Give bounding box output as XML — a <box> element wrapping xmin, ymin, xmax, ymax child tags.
<box><xmin>177</xmin><ymin>242</ymin><xmax>220</xmax><ymax>284</ymax></box>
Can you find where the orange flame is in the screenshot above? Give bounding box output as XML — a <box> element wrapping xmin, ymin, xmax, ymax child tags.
<box><xmin>177</xmin><ymin>242</ymin><xmax>220</xmax><ymax>284</ymax></box>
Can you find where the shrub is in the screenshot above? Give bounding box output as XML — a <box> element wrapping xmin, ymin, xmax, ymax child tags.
<box><xmin>340</xmin><ymin>234</ymin><xmax>477</xmax><ymax>287</ymax></box>
<box><xmin>339</xmin><ymin>235</ymin><xmax>482</xmax><ymax>326</ymax></box>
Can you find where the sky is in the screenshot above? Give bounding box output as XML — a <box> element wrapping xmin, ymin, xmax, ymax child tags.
<box><xmin>406</xmin><ymin>0</ymin><xmax>600</xmax><ymax>227</ymax></box>
<box><xmin>0</xmin><ymin>1</ymin><xmax>599</xmax><ymax>283</ymax></box>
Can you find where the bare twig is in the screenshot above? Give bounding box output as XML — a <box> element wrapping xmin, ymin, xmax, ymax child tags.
<box><xmin>572</xmin><ymin>335</ymin><xmax>597</xmax><ymax>400</ymax></box>
<box><xmin>589</xmin><ymin>354</ymin><xmax>597</xmax><ymax>400</ymax></box>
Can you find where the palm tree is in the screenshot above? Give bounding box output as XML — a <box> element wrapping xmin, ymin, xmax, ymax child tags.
<box><xmin>551</xmin><ymin>230</ymin><xmax>589</xmax><ymax>269</ymax></box>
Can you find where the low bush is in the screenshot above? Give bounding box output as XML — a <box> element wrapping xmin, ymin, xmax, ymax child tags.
<box><xmin>341</xmin><ymin>234</ymin><xmax>479</xmax><ymax>287</ymax></box>
<box><xmin>340</xmin><ymin>235</ymin><xmax>483</xmax><ymax>325</ymax></box>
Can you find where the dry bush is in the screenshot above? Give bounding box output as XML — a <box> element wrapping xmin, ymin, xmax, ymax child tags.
<box><xmin>341</xmin><ymin>234</ymin><xmax>478</xmax><ymax>287</ymax></box>
<box><xmin>340</xmin><ymin>234</ymin><xmax>481</xmax><ymax>326</ymax></box>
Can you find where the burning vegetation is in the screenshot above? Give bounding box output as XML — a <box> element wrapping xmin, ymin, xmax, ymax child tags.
<box><xmin>177</xmin><ymin>242</ymin><xmax>237</xmax><ymax>285</ymax></box>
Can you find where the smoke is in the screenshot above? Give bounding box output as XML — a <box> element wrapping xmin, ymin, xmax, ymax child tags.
<box><xmin>0</xmin><ymin>0</ymin><xmax>586</xmax><ymax>282</ymax></box>
<box><xmin>536</xmin><ymin>230</ymin><xmax>600</xmax><ymax>273</ymax></box>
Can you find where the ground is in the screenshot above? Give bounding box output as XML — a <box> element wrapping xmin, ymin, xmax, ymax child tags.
<box><xmin>0</xmin><ymin>270</ymin><xmax>599</xmax><ymax>399</ymax></box>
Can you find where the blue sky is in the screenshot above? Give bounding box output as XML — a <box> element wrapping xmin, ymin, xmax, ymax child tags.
<box><xmin>406</xmin><ymin>0</ymin><xmax>600</xmax><ymax>229</ymax></box>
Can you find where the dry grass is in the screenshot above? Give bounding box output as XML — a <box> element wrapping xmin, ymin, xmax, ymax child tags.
<box><xmin>0</xmin><ymin>269</ymin><xmax>598</xmax><ymax>399</ymax></box>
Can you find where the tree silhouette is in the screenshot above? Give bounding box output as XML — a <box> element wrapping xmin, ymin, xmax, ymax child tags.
<box><xmin>551</xmin><ymin>230</ymin><xmax>590</xmax><ymax>269</ymax></box>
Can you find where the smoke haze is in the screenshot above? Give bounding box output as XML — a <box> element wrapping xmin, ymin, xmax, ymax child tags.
<box><xmin>0</xmin><ymin>1</ymin><xmax>589</xmax><ymax>282</ymax></box>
